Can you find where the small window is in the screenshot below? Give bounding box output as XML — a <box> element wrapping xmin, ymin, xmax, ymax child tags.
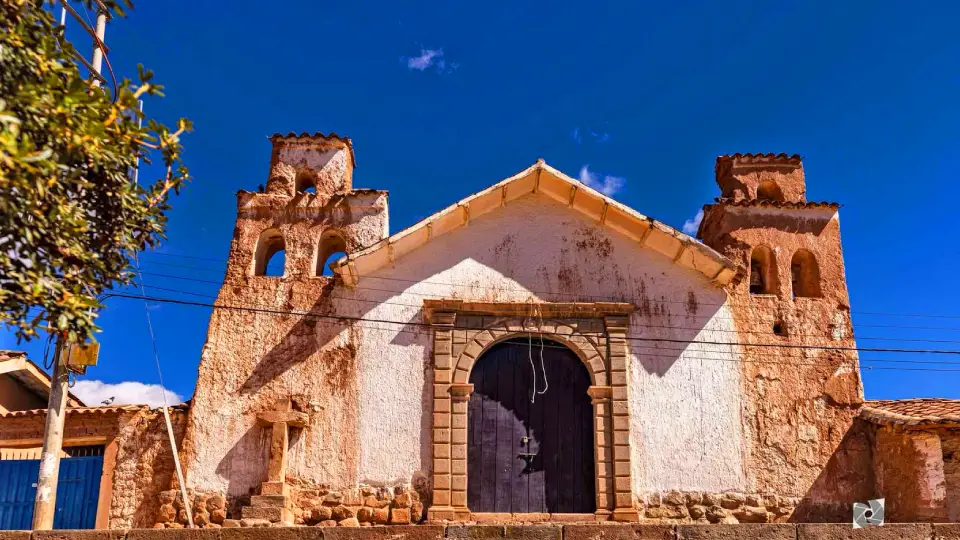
<box><xmin>316</xmin><ymin>230</ymin><xmax>347</xmax><ymax>277</ymax></box>
<box><xmin>295</xmin><ymin>171</ymin><xmax>316</xmax><ymax>194</ymax></box>
<box><xmin>791</xmin><ymin>249</ymin><xmax>822</xmax><ymax>298</ymax></box>
<box><xmin>253</xmin><ymin>229</ymin><xmax>285</xmax><ymax>277</ymax></box>
<box><xmin>756</xmin><ymin>181</ymin><xmax>784</xmax><ymax>202</ymax></box>
<box><xmin>749</xmin><ymin>246</ymin><xmax>778</xmax><ymax>295</ymax></box>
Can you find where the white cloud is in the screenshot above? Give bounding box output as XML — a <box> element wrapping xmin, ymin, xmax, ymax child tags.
<box><xmin>569</xmin><ymin>127</ymin><xmax>610</xmax><ymax>145</ymax></box>
<box><xmin>578</xmin><ymin>165</ymin><xmax>625</xmax><ymax>196</ymax></box>
<box><xmin>405</xmin><ymin>48</ymin><xmax>445</xmax><ymax>71</ymax></box>
<box><xmin>72</xmin><ymin>380</ymin><xmax>184</xmax><ymax>408</ymax></box>
<box><xmin>682</xmin><ymin>209</ymin><xmax>704</xmax><ymax>236</ymax></box>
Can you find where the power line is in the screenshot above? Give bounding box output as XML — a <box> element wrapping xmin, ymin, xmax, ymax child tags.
<box><xmin>130</xmin><ymin>269</ymin><xmax>960</xmax><ymax>346</ymax></box>
<box><xmin>104</xmin><ymin>292</ymin><xmax>960</xmax><ymax>357</ymax></box>
<box><xmin>102</xmin><ymin>292</ymin><xmax>960</xmax><ymax>373</ymax></box>
<box><xmin>109</xmin><ymin>287</ymin><xmax>960</xmax><ymax>366</ymax></box>
<box><xmin>135</xmin><ymin>251</ymin><xmax>960</xmax><ymax>321</ymax></box>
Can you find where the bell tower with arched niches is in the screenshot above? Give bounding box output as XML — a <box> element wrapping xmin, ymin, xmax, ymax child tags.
<box><xmin>696</xmin><ymin>153</ymin><xmax>865</xmax><ymax>517</ymax></box>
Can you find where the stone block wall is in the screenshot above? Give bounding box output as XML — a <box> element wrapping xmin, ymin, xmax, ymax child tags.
<box><xmin>636</xmin><ymin>491</ymin><xmax>799</xmax><ymax>524</ymax></box>
<box><xmin>153</xmin><ymin>483</ymin><xmax>428</xmax><ymax>529</ymax></box>
<box><xmin>1</xmin><ymin>522</ymin><xmax>958</xmax><ymax>540</ymax></box>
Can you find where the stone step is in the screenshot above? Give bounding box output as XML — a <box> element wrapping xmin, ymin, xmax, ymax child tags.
<box><xmin>240</xmin><ymin>505</ymin><xmax>293</xmax><ymax>523</ymax></box>
<box><xmin>250</xmin><ymin>495</ymin><xmax>289</xmax><ymax>508</ymax></box>
<box><xmin>260</xmin><ymin>481</ymin><xmax>289</xmax><ymax>496</ymax></box>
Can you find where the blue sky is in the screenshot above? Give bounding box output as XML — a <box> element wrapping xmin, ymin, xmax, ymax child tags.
<box><xmin>4</xmin><ymin>0</ymin><xmax>960</xmax><ymax>404</ymax></box>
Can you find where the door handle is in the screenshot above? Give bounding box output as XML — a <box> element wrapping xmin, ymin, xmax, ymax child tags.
<box><xmin>517</xmin><ymin>452</ymin><xmax>538</xmax><ymax>458</ymax></box>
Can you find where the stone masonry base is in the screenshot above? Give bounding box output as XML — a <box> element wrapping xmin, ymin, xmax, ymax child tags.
<box><xmin>4</xmin><ymin>523</ymin><xmax>960</xmax><ymax>540</ymax></box>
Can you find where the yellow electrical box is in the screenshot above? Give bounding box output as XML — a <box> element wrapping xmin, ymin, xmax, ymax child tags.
<box><xmin>65</xmin><ymin>342</ymin><xmax>99</xmax><ymax>374</ymax></box>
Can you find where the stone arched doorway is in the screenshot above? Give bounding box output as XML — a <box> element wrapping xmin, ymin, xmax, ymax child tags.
<box><xmin>467</xmin><ymin>337</ymin><xmax>595</xmax><ymax>513</ymax></box>
<box><xmin>424</xmin><ymin>300</ymin><xmax>639</xmax><ymax>522</ymax></box>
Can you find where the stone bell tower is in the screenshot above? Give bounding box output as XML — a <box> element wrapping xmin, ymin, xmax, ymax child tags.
<box><xmin>180</xmin><ymin>132</ymin><xmax>390</xmax><ymax>521</ymax></box>
<box><xmin>697</xmin><ymin>153</ymin><xmax>868</xmax><ymax>521</ymax></box>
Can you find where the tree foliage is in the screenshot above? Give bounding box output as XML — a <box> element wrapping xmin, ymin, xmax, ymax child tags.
<box><xmin>0</xmin><ymin>0</ymin><xmax>192</xmax><ymax>343</ymax></box>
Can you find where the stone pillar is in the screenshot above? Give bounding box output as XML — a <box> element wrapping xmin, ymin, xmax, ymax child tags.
<box><xmin>245</xmin><ymin>404</ymin><xmax>308</xmax><ymax>523</ymax></box>
<box><xmin>588</xmin><ymin>385</ymin><xmax>614</xmax><ymax>520</ymax></box>
<box><xmin>449</xmin><ymin>383</ymin><xmax>474</xmax><ymax>519</ymax></box>
<box><xmin>255</xmin><ymin>405</ymin><xmax>308</xmax><ymax>496</ymax></box>
<box><xmin>267</xmin><ymin>421</ymin><xmax>289</xmax><ymax>483</ymax></box>
<box><xmin>604</xmin><ymin>316</ymin><xmax>639</xmax><ymax>522</ymax></box>
<box><xmin>428</xmin><ymin>312</ymin><xmax>460</xmax><ymax>522</ymax></box>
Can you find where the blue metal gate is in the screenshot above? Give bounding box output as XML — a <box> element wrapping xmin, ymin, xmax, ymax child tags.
<box><xmin>0</xmin><ymin>456</ymin><xmax>103</xmax><ymax>530</ymax></box>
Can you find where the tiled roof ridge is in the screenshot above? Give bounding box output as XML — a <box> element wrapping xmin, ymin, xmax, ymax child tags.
<box><xmin>860</xmin><ymin>398</ymin><xmax>960</xmax><ymax>426</ymax></box>
<box><xmin>0</xmin><ymin>403</ymin><xmax>189</xmax><ymax>419</ymax></box>
<box><xmin>711</xmin><ymin>198</ymin><xmax>841</xmax><ymax>209</ymax></box>
<box><xmin>716</xmin><ymin>153</ymin><xmax>803</xmax><ymax>164</ymax></box>
<box><xmin>268</xmin><ymin>131</ymin><xmax>356</xmax><ymax>167</ymax></box>
<box><xmin>268</xmin><ymin>131</ymin><xmax>352</xmax><ymax>144</ymax></box>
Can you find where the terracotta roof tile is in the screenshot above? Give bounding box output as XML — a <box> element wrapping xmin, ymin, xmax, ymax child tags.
<box><xmin>268</xmin><ymin>131</ymin><xmax>356</xmax><ymax>167</ymax></box>
<box><xmin>860</xmin><ymin>398</ymin><xmax>960</xmax><ymax>426</ymax></box>
<box><xmin>712</xmin><ymin>198</ymin><xmax>841</xmax><ymax>209</ymax></box>
<box><xmin>716</xmin><ymin>153</ymin><xmax>803</xmax><ymax>166</ymax></box>
<box><xmin>0</xmin><ymin>403</ymin><xmax>188</xmax><ymax>419</ymax></box>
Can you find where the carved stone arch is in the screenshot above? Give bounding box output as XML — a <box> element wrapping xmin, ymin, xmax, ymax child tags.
<box><xmin>423</xmin><ymin>300</ymin><xmax>638</xmax><ymax>523</ymax></box>
<box><xmin>451</xmin><ymin>319</ymin><xmax>607</xmax><ymax>386</ymax></box>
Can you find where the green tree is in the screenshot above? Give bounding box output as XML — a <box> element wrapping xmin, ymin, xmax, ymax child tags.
<box><xmin>0</xmin><ymin>0</ymin><xmax>191</xmax><ymax>343</ymax></box>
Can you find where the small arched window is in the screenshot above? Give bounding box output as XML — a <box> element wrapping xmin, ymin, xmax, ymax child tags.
<box><xmin>749</xmin><ymin>246</ymin><xmax>778</xmax><ymax>295</ymax></box>
<box><xmin>295</xmin><ymin>171</ymin><xmax>316</xmax><ymax>194</ymax></box>
<box><xmin>791</xmin><ymin>249</ymin><xmax>822</xmax><ymax>298</ymax></box>
<box><xmin>316</xmin><ymin>230</ymin><xmax>347</xmax><ymax>277</ymax></box>
<box><xmin>756</xmin><ymin>181</ymin><xmax>785</xmax><ymax>202</ymax></box>
<box><xmin>253</xmin><ymin>228</ymin><xmax>286</xmax><ymax>277</ymax></box>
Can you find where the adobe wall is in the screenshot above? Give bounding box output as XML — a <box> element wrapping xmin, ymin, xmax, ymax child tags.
<box><xmin>870</xmin><ymin>426</ymin><xmax>960</xmax><ymax>522</ymax></box>
<box><xmin>182</xmin><ymin>190</ymin><xmax>752</xmax><ymax>512</ymax></box>
<box><xmin>181</xmin><ymin>188</ymin><xmax>390</xmax><ymax>497</ymax></box>
<box><xmin>699</xmin><ymin>194</ymin><xmax>868</xmax><ymax>519</ymax></box>
<box><xmin>0</xmin><ymin>406</ymin><xmax>187</xmax><ymax>529</ymax></box>
<box><xmin>345</xmin><ymin>194</ymin><xmax>748</xmax><ymax>498</ymax></box>
<box><xmin>110</xmin><ymin>409</ymin><xmax>189</xmax><ymax>529</ymax></box>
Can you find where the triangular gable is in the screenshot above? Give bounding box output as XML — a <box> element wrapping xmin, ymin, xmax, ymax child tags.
<box><xmin>331</xmin><ymin>160</ymin><xmax>738</xmax><ymax>287</ymax></box>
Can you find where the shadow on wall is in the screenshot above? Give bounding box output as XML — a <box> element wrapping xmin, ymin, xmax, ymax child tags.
<box><xmin>791</xmin><ymin>419</ymin><xmax>876</xmax><ymax>523</ymax></box>
<box><xmin>238</xmin><ymin>279</ymin><xmax>338</xmax><ymax>395</ymax></box>
<box><xmin>214</xmin><ymin>423</ymin><xmax>269</xmax><ymax>500</ymax></box>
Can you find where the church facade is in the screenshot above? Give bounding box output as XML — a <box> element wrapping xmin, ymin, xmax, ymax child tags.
<box><xmin>176</xmin><ymin>134</ymin><xmax>873</xmax><ymax>526</ymax></box>
<box><xmin>7</xmin><ymin>133</ymin><xmax>958</xmax><ymax>530</ymax></box>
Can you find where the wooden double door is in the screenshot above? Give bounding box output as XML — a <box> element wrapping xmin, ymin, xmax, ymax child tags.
<box><xmin>467</xmin><ymin>338</ymin><xmax>595</xmax><ymax>514</ymax></box>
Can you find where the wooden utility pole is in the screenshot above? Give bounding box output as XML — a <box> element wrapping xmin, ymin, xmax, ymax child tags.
<box><xmin>31</xmin><ymin>339</ymin><xmax>69</xmax><ymax>530</ymax></box>
<box><xmin>32</xmin><ymin>3</ymin><xmax>110</xmax><ymax>530</ymax></box>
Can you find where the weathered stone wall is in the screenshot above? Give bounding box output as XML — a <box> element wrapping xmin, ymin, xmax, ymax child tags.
<box><xmin>869</xmin><ymin>426</ymin><xmax>960</xmax><ymax>523</ymax></box>
<box><xmin>183</xmin><ymin>186</ymin><xmax>749</xmax><ymax>505</ymax></box>
<box><xmin>698</xmin><ymin>157</ymin><xmax>868</xmax><ymax>521</ymax></box>
<box><xmin>3</xmin><ymin>522</ymin><xmax>959</xmax><ymax>540</ymax></box>
<box><xmin>181</xmin><ymin>147</ymin><xmax>873</xmax><ymax>522</ymax></box>
<box><xmin>943</xmin><ymin>431</ymin><xmax>960</xmax><ymax>522</ymax></box>
<box><xmin>0</xmin><ymin>406</ymin><xmax>187</xmax><ymax>529</ymax></box>
<box><xmin>110</xmin><ymin>409</ymin><xmax>189</xmax><ymax>529</ymax></box>
<box><xmin>182</xmin><ymin>158</ymin><xmax>390</xmax><ymax>496</ymax></box>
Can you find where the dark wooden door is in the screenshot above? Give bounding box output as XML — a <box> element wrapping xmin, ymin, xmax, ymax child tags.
<box><xmin>467</xmin><ymin>338</ymin><xmax>595</xmax><ymax>513</ymax></box>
